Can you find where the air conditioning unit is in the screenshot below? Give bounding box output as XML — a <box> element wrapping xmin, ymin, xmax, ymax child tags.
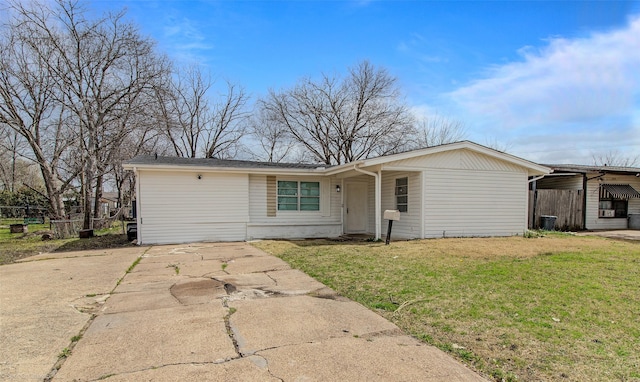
<box><xmin>599</xmin><ymin>209</ymin><xmax>615</xmax><ymax>218</ymax></box>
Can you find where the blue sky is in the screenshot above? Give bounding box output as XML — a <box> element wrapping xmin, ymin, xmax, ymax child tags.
<box><xmin>92</xmin><ymin>0</ymin><xmax>640</xmax><ymax>164</ymax></box>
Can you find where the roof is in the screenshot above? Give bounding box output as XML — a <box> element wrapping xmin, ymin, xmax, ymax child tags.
<box><xmin>326</xmin><ymin>141</ymin><xmax>551</xmax><ymax>176</ymax></box>
<box><xmin>124</xmin><ymin>155</ymin><xmax>329</xmax><ymax>172</ymax></box>
<box><xmin>123</xmin><ymin>141</ymin><xmax>551</xmax><ymax>176</ymax></box>
<box><xmin>545</xmin><ymin>164</ymin><xmax>640</xmax><ymax>175</ymax></box>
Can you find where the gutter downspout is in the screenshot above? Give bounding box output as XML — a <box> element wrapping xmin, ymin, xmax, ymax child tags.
<box><xmin>581</xmin><ymin>173</ymin><xmax>587</xmax><ymax>230</ymax></box>
<box><xmin>133</xmin><ymin>167</ymin><xmax>142</xmax><ymax>245</ymax></box>
<box><xmin>353</xmin><ymin>165</ymin><xmax>381</xmax><ymax>241</ymax></box>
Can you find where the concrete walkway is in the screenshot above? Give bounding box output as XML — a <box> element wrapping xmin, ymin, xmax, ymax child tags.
<box><xmin>1</xmin><ymin>243</ymin><xmax>486</xmax><ymax>381</ymax></box>
<box><xmin>577</xmin><ymin>229</ymin><xmax>640</xmax><ymax>241</ymax></box>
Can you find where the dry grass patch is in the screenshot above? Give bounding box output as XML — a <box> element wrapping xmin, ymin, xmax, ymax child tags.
<box><xmin>254</xmin><ymin>234</ymin><xmax>640</xmax><ymax>382</ymax></box>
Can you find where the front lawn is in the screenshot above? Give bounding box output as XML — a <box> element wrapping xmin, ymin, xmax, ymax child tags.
<box><xmin>253</xmin><ymin>234</ymin><xmax>640</xmax><ymax>382</ymax></box>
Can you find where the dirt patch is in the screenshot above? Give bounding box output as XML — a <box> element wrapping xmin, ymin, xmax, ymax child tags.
<box><xmin>170</xmin><ymin>278</ymin><xmax>227</xmax><ymax>305</ymax></box>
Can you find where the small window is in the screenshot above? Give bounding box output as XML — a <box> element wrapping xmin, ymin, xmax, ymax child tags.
<box><xmin>395</xmin><ymin>177</ymin><xmax>408</xmax><ymax>213</ymax></box>
<box><xmin>278</xmin><ymin>181</ymin><xmax>320</xmax><ymax>211</ymax></box>
<box><xmin>598</xmin><ymin>186</ymin><xmax>627</xmax><ymax>218</ymax></box>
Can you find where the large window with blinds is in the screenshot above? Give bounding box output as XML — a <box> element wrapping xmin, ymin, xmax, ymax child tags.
<box><xmin>277</xmin><ymin>181</ymin><xmax>320</xmax><ymax>211</ymax></box>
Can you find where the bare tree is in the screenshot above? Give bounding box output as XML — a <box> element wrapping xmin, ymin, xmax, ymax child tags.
<box><xmin>482</xmin><ymin>137</ymin><xmax>514</xmax><ymax>153</ymax></box>
<box><xmin>204</xmin><ymin>81</ymin><xmax>249</xmax><ymax>159</ymax></box>
<box><xmin>158</xmin><ymin>65</ymin><xmax>209</xmax><ymax>158</ymax></box>
<box><xmin>592</xmin><ymin>149</ymin><xmax>639</xmax><ymax>167</ymax></box>
<box><xmin>0</xmin><ymin>129</ymin><xmax>22</xmax><ymax>192</ymax></box>
<box><xmin>0</xmin><ymin>6</ymin><xmax>79</xmax><ymax>228</ymax></box>
<box><xmin>108</xmin><ymin>110</ymin><xmax>168</xmax><ymax>218</ymax></box>
<box><xmin>246</xmin><ymin>108</ymin><xmax>299</xmax><ymax>163</ymax></box>
<box><xmin>1</xmin><ymin>0</ymin><xmax>170</xmax><ymax>231</ymax></box>
<box><xmin>158</xmin><ymin>65</ymin><xmax>249</xmax><ymax>159</ymax></box>
<box><xmin>259</xmin><ymin>61</ymin><xmax>414</xmax><ymax>165</ymax></box>
<box><xmin>413</xmin><ymin>114</ymin><xmax>467</xmax><ymax>148</ymax></box>
<box><xmin>0</xmin><ymin>133</ymin><xmax>45</xmax><ymax>192</ymax></box>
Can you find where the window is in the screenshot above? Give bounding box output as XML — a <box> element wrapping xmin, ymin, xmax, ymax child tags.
<box><xmin>598</xmin><ymin>185</ymin><xmax>627</xmax><ymax>218</ymax></box>
<box><xmin>395</xmin><ymin>177</ymin><xmax>408</xmax><ymax>213</ymax></box>
<box><xmin>277</xmin><ymin>181</ymin><xmax>320</xmax><ymax>211</ymax></box>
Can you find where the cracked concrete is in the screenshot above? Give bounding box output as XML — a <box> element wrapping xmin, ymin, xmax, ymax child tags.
<box><xmin>2</xmin><ymin>242</ymin><xmax>487</xmax><ymax>381</ymax></box>
<box><xmin>0</xmin><ymin>247</ymin><xmax>146</xmax><ymax>381</ymax></box>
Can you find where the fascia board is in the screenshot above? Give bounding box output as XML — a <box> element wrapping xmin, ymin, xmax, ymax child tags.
<box><xmin>121</xmin><ymin>163</ymin><xmax>327</xmax><ymax>176</ymax></box>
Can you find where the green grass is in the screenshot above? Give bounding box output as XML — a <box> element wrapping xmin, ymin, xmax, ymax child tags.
<box><xmin>254</xmin><ymin>235</ymin><xmax>640</xmax><ymax>382</ymax></box>
<box><xmin>0</xmin><ymin>220</ymin><xmax>134</xmax><ymax>265</ymax></box>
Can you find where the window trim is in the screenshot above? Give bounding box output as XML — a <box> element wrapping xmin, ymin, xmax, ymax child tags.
<box><xmin>395</xmin><ymin>177</ymin><xmax>408</xmax><ymax>213</ymax></box>
<box><xmin>277</xmin><ymin>180</ymin><xmax>320</xmax><ymax>212</ymax></box>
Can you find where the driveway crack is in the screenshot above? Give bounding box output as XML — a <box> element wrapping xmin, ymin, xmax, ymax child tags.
<box><xmin>264</xmin><ymin>272</ymin><xmax>278</xmax><ymax>286</ymax></box>
<box><xmin>222</xmin><ymin>298</ymin><xmax>242</xmax><ymax>358</ymax></box>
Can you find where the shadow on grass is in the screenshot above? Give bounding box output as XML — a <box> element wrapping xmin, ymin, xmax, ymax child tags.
<box><xmin>53</xmin><ymin>234</ymin><xmax>134</xmax><ymax>253</ymax></box>
<box><xmin>282</xmin><ymin>236</ymin><xmax>386</xmax><ymax>248</ymax></box>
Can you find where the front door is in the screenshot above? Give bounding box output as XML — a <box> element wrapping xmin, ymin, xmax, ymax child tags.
<box><xmin>345</xmin><ymin>182</ymin><xmax>368</xmax><ymax>233</ymax></box>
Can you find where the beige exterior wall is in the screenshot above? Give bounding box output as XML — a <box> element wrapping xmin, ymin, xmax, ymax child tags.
<box><xmin>246</xmin><ymin>174</ymin><xmax>342</xmax><ymax>239</ymax></box>
<box><xmin>356</xmin><ymin>149</ymin><xmax>532</xmax><ymax>239</ymax></box>
<box><xmin>384</xmin><ymin>149</ymin><xmax>530</xmax><ymax>238</ymax></box>
<box><xmin>386</xmin><ymin>148</ymin><xmax>525</xmax><ymax>172</ymax></box>
<box><xmin>422</xmin><ymin>169</ymin><xmax>528</xmax><ymax>238</ymax></box>
<box><xmin>380</xmin><ymin>171</ymin><xmax>422</xmax><ymax>239</ymax></box>
<box><xmin>133</xmin><ymin>146</ymin><xmax>544</xmax><ymax>244</ymax></box>
<box><xmin>137</xmin><ymin>170</ymin><xmax>249</xmax><ymax>244</ymax></box>
<box><xmin>585</xmin><ymin>174</ymin><xmax>640</xmax><ymax>230</ymax></box>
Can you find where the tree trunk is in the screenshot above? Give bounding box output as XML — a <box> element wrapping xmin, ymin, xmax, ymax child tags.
<box><xmin>93</xmin><ymin>173</ymin><xmax>103</xmax><ymax>226</ymax></box>
<box><xmin>82</xmin><ymin>158</ymin><xmax>94</xmax><ymax>230</ymax></box>
<box><xmin>39</xmin><ymin>164</ymin><xmax>70</xmax><ymax>237</ymax></box>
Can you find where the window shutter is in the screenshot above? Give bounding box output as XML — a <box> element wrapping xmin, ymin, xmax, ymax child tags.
<box><xmin>267</xmin><ymin>176</ymin><xmax>276</xmax><ymax>217</ymax></box>
<box><xmin>321</xmin><ymin>179</ymin><xmax>331</xmax><ymax>217</ymax></box>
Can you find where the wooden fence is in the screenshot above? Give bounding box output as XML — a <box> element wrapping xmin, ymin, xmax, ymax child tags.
<box><xmin>529</xmin><ymin>189</ymin><xmax>584</xmax><ymax>231</ymax></box>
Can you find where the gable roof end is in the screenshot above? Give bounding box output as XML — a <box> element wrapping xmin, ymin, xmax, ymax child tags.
<box><xmin>326</xmin><ymin>141</ymin><xmax>550</xmax><ymax>176</ymax></box>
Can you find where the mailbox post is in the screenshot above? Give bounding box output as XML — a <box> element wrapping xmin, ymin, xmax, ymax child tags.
<box><xmin>383</xmin><ymin>209</ymin><xmax>400</xmax><ymax>245</ymax></box>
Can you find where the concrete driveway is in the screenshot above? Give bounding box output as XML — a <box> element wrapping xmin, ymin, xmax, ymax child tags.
<box><xmin>1</xmin><ymin>242</ymin><xmax>486</xmax><ymax>381</ymax></box>
<box><xmin>578</xmin><ymin>229</ymin><xmax>640</xmax><ymax>241</ymax></box>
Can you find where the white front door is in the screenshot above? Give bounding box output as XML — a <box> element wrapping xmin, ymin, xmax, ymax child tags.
<box><xmin>345</xmin><ymin>182</ymin><xmax>368</xmax><ymax>233</ymax></box>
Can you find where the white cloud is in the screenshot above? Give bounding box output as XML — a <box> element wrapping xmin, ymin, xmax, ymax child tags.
<box><xmin>446</xmin><ymin>15</ymin><xmax>640</xmax><ymax>163</ymax></box>
<box><xmin>398</xmin><ymin>33</ymin><xmax>447</xmax><ymax>64</ymax></box>
<box><xmin>162</xmin><ymin>14</ymin><xmax>213</xmax><ymax>64</ymax></box>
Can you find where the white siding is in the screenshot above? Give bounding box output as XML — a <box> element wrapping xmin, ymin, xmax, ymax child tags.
<box><xmin>246</xmin><ymin>174</ymin><xmax>342</xmax><ymax>239</ymax></box>
<box><xmin>423</xmin><ymin>169</ymin><xmax>528</xmax><ymax>238</ymax></box>
<box><xmin>137</xmin><ymin>170</ymin><xmax>249</xmax><ymax>244</ymax></box>
<box><xmin>380</xmin><ymin>171</ymin><xmax>422</xmax><ymax>239</ymax></box>
<box><xmin>585</xmin><ymin>174</ymin><xmax>640</xmax><ymax>230</ymax></box>
<box><xmin>386</xmin><ymin>149</ymin><xmax>524</xmax><ymax>173</ymax></box>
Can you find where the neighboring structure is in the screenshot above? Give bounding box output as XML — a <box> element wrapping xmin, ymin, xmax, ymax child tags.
<box><xmin>99</xmin><ymin>192</ymin><xmax>120</xmax><ymax>217</ymax></box>
<box><xmin>535</xmin><ymin>165</ymin><xmax>640</xmax><ymax>230</ymax></box>
<box><xmin>123</xmin><ymin>141</ymin><xmax>550</xmax><ymax>245</ymax></box>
